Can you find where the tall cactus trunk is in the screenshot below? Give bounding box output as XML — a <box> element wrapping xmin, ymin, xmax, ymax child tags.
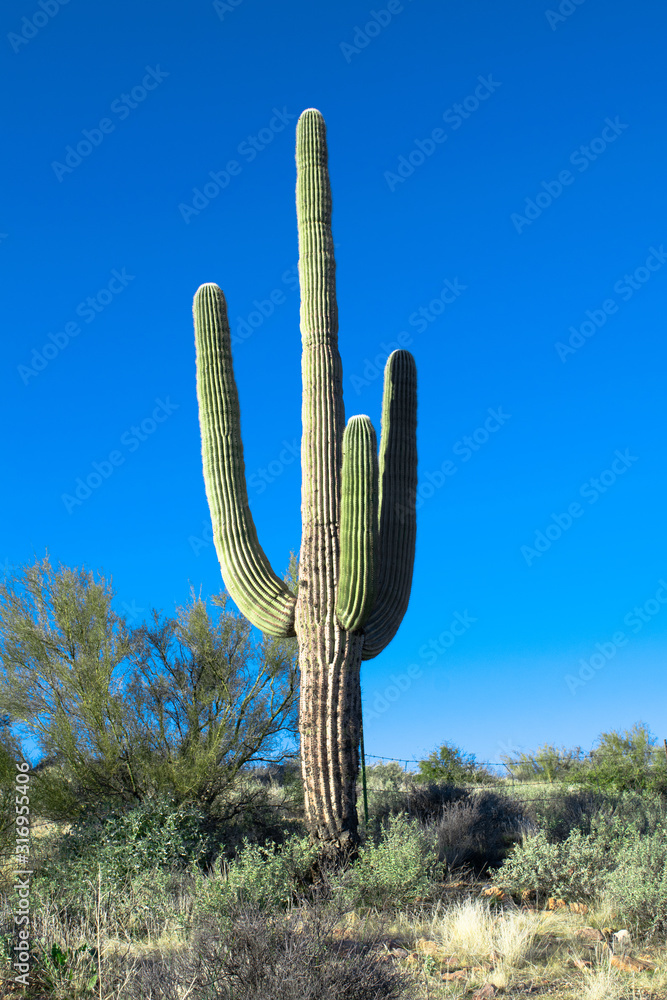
<box><xmin>193</xmin><ymin>107</ymin><xmax>417</xmax><ymax>858</ymax></box>
<box><xmin>295</xmin><ymin>110</ymin><xmax>360</xmax><ymax>851</ymax></box>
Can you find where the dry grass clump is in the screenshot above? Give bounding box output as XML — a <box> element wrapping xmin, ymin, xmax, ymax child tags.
<box><xmin>429</xmin><ymin>898</ymin><xmax>546</xmax><ymax>968</ymax></box>
<box><xmin>579</xmin><ymin>959</ymin><xmax>625</xmax><ymax>1000</ymax></box>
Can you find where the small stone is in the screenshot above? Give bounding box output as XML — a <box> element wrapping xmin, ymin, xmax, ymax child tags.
<box><xmin>415</xmin><ymin>937</ymin><xmax>439</xmax><ymax>956</ymax></box>
<box><xmin>472</xmin><ymin>985</ymin><xmax>497</xmax><ymax>999</ymax></box>
<box><xmin>610</xmin><ymin>954</ymin><xmax>653</xmax><ymax>973</ymax></box>
<box><xmin>482</xmin><ymin>886</ymin><xmax>506</xmax><ymax>900</ymax></box>
<box><xmin>575</xmin><ymin>928</ymin><xmax>605</xmax><ymax>943</ymax></box>
<box><xmin>387</xmin><ymin>947</ymin><xmax>409</xmax><ymax>959</ymax></box>
<box><xmin>442</xmin><ymin>969</ymin><xmax>468</xmax><ymax>981</ymax></box>
<box><xmin>611</xmin><ymin>929</ymin><xmax>632</xmax><ymax>955</ymax></box>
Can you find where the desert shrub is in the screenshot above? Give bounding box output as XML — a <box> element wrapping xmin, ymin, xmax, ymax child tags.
<box><xmin>403</xmin><ymin>781</ymin><xmax>470</xmax><ymax>821</ymax></box>
<box><xmin>194</xmin><ymin>833</ymin><xmax>318</xmax><ymax>915</ymax></box>
<box><xmin>492</xmin><ymin>828</ymin><xmax>616</xmax><ymax>902</ymax></box>
<box><xmin>425</xmin><ymin>790</ymin><xmax>530</xmax><ymax>872</ymax></box>
<box><xmin>335</xmin><ymin>813</ymin><xmax>440</xmax><ymax>909</ymax></box>
<box><xmin>211</xmin><ymin>768</ymin><xmax>305</xmax><ymax>856</ymax></box>
<box><xmin>28</xmin><ymin>939</ymin><xmax>100</xmax><ymax>999</ymax></box>
<box><xmin>101</xmin><ymin>903</ymin><xmax>417</xmax><ymax>1000</ymax></box>
<box><xmin>364</xmin><ymin>775</ymin><xmax>472</xmax><ymax>831</ymax></box>
<box><xmin>525</xmin><ymin>788</ymin><xmax>667</xmax><ymax>843</ymax></box>
<box><xmin>576</xmin><ymin>723</ymin><xmax>667</xmax><ymax>795</ymax></box>
<box><xmin>524</xmin><ymin>788</ymin><xmax>611</xmax><ymax>842</ymax></box>
<box><xmin>26</xmin><ymin>803</ymin><xmax>205</xmax><ymax>939</ymax></box>
<box><xmin>417</xmin><ymin>741</ymin><xmax>497</xmax><ymax>785</ymax></box>
<box><xmin>603</xmin><ymin>827</ymin><xmax>667</xmax><ymax>933</ymax></box>
<box><xmin>41</xmin><ymin>799</ymin><xmax>217</xmax><ymax>883</ymax></box>
<box><xmin>502</xmin><ymin>743</ymin><xmax>585</xmax><ymax>783</ymax></box>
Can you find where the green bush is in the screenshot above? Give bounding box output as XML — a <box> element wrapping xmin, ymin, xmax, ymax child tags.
<box><xmin>34</xmin><ymin>797</ymin><xmax>218</xmax><ymax>899</ymax></box>
<box><xmin>416</xmin><ymin>741</ymin><xmax>497</xmax><ymax>785</ymax></box>
<box><xmin>335</xmin><ymin>813</ymin><xmax>441</xmax><ymax>909</ymax></box>
<box><xmin>194</xmin><ymin>833</ymin><xmax>318</xmax><ymax>915</ymax></box>
<box><xmin>604</xmin><ymin>827</ymin><xmax>667</xmax><ymax>933</ymax></box>
<box><xmin>501</xmin><ymin>743</ymin><xmax>585</xmax><ymax>783</ymax></box>
<box><xmin>524</xmin><ymin>787</ymin><xmax>667</xmax><ymax>843</ymax></box>
<box><xmin>492</xmin><ymin>828</ymin><xmax>616</xmax><ymax>902</ymax></box>
<box><xmin>575</xmin><ymin>723</ymin><xmax>667</xmax><ymax>794</ymax></box>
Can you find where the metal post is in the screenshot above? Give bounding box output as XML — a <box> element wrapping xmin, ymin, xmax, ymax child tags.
<box><xmin>360</xmin><ymin>717</ymin><xmax>369</xmax><ymax>827</ymax></box>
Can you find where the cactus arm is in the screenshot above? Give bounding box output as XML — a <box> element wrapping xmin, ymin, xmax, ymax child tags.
<box><xmin>361</xmin><ymin>350</ymin><xmax>417</xmax><ymax>660</ymax></box>
<box><xmin>335</xmin><ymin>415</ymin><xmax>379</xmax><ymax>632</ymax></box>
<box><xmin>194</xmin><ymin>282</ymin><xmax>296</xmax><ymax>637</ymax></box>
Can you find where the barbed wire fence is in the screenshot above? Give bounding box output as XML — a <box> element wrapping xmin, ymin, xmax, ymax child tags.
<box><xmin>355</xmin><ymin>742</ymin><xmax>667</xmax><ymax>814</ymax></box>
<box><xmin>270</xmin><ymin>743</ymin><xmax>667</xmax><ymax>818</ymax></box>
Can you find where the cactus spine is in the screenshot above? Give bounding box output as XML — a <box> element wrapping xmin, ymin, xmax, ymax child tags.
<box><xmin>194</xmin><ymin>108</ymin><xmax>417</xmax><ymax>852</ymax></box>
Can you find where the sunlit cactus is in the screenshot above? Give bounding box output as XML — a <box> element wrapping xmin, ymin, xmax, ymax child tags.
<box><xmin>193</xmin><ymin>108</ymin><xmax>417</xmax><ymax>853</ymax></box>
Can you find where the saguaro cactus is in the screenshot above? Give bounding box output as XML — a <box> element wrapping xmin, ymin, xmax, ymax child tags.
<box><xmin>193</xmin><ymin>108</ymin><xmax>417</xmax><ymax>853</ymax></box>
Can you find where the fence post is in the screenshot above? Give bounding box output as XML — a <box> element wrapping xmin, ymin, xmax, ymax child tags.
<box><xmin>359</xmin><ymin>717</ymin><xmax>369</xmax><ymax>827</ymax></box>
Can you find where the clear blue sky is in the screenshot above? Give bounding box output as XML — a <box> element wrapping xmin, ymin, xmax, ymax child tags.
<box><xmin>2</xmin><ymin>0</ymin><xmax>667</xmax><ymax>767</ymax></box>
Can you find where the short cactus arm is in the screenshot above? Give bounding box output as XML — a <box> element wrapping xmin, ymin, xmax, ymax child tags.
<box><xmin>336</xmin><ymin>415</ymin><xmax>379</xmax><ymax>632</ymax></box>
<box><xmin>361</xmin><ymin>350</ymin><xmax>417</xmax><ymax>660</ymax></box>
<box><xmin>194</xmin><ymin>282</ymin><xmax>296</xmax><ymax>637</ymax></box>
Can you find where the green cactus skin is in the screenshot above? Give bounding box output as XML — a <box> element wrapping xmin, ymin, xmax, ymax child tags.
<box><xmin>193</xmin><ymin>108</ymin><xmax>417</xmax><ymax>852</ymax></box>
<box><xmin>362</xmin><ymin>349</ymin><xmax>417</xmax><ymax>659</ymax></box>
<box><xmin>336</xmin><ymin>415</ymin><xmax>379</xmax><ymax>632</ymax></box>
<box><xmin>194</xmin><ymin>283</ymin><xmax>297</xmax><ymax>638</ymax></box>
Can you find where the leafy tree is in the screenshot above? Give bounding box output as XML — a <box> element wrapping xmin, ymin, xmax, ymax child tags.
<box><xmin>0</xmin><ymin>555</ymin><xmax>298</xmax><ymax>819</ymax></box>
<box><xmin>416</xmin><ymin>741</ymin><xmax>494</xmax><ymax>785</ymax></box>
<box><xmin>0</xmin><ymin>713</ymin><xmax>22</xmax><ymax>857</ymax></box>
<box><xmin>581</xmin><ymin>722</ymin><xmax>667</xmax><ymax>794</ymax></box>
<box><xmin>501</xmin><ymin>726</ymin><xmax>667</xmax><ymax>794</ymax></box>
<box><xmin>501</xmin><ymin>743</ymin><xmax>584</xmax><ymax>783</ymax></box>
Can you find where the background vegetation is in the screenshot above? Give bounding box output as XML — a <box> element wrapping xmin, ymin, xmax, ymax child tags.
<box><xmin>1</xmin><ymin>558</ymin><xmax>667</xmax><ymax>998</ymax></box>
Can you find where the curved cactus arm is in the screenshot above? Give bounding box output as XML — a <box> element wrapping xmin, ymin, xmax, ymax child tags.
<box><xmin>361</xmin><ymin>350</ymin><xmax>417</xmax><ymax>660</ymax></box>
<box><xmin>335</xmin><ymin>415</ymin><xmax>379</xmax><ymax>632</ymax></box>
<box><xmin>194</xmin><ymin>282</ymin><xmax>297</xmax><ymax>637</ymax></box>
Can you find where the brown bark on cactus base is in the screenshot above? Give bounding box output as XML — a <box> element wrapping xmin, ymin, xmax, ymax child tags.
<box><xmin>297</xmin><ymin>618</ymin><xmax>364</xmax><ymax>854</ymax></box>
